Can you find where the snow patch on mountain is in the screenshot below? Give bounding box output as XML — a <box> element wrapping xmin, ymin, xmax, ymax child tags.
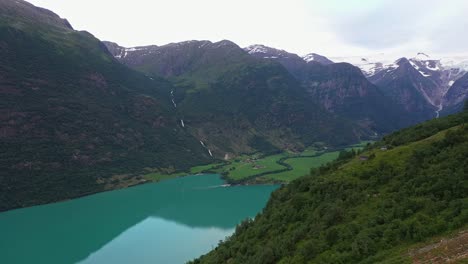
<box><xmin>332</xmin><ymin>53</ymin><xmax>468</xmax><ymax>77</ymax></box>
<box><xmin>331</xmin><ymin>53</ymin><xmax>399</xmax><ymax>76</ymax></box>
<box><xmin>439</xmin><ymin>56</ymin><xmax>468</xmax><ymax>71</ymax></box>
<box><xmin>245</xmin><ymin>45</ymin><xmax>270</xmax><ymax>54</ymax></box>
<box><xmin>409</xmin><ymin>60</ymin><xmax>431</xmax><ymax>77</ymax></box>
<box><xmin>302</xmin><ymin>53</ymin><xmax>334</xmax><ymax>65</ymax></box>
<box><xmin>302</xmin><ymin>54</ymin><xmax>318</xmax><ymax>63</ymax></box>
<box><xmin>243</xmin><ymin>44</ymin><xmax>294</xmax><ymax>59</ymax></box>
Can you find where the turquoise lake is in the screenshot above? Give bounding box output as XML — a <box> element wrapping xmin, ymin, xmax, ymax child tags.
<box><xmin>0</xmin><ymin>174</ymin><xmax>278</xmax><ymax>264</ymax></box>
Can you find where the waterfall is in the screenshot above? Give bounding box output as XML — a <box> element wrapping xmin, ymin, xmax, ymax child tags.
<box><xmin>170</xmin><ymin>90</ymin><xmax>177</xmax><ymax>108</ymax></box>
<box><xmin>435</xmin><ymin>104</ymin><xmax>443</xmax><ymax>118</ymax></box>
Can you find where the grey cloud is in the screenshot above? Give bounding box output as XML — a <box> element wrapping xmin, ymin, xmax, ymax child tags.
<box><xmin>330</xmin><ymin>0</ymin><xmax>468</xmax><ymax>53</ymax></box>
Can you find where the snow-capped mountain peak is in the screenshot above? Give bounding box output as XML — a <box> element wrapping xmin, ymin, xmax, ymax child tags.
<box><xmin>330</xmin><ymin>53</ymin><xmax>399</xmax><ymax>76</ymax></box>
<box><xmin>302</xmin><ymin>53</ymin><xmax>334</xmax><ymax>65</ymax></box>
<box><xmin>243</xmin><ymin>44</ymin><xmax>294</xmax><ymax>59</ymax></box>
<box><xmin>244</xmin><ymin>44</ymin><xmax>270</xmax><ymax>54</ymax></box>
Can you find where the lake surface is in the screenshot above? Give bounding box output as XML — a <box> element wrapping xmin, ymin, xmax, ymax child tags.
<box><xmin>0</xmin><ymin>174</ymin><xmax>278</xmax><ymax>264</ymax></box>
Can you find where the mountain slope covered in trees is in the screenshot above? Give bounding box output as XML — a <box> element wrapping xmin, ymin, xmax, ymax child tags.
<box><xmin>104</xmin><ymin>40</ymin><xmax>366</xmax><ymax>156</ymax></box>
<box><xmin>0</xmin><ymin>0</ymin><xmax>212</xmax><ymax>211</ymax></box>
<box><xmin>192</xmin><ymin>108</ymin><xmax>468</xmax><ymax>263</ymax></box>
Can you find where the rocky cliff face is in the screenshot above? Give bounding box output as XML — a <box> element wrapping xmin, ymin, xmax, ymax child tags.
<box><xmin>244</xmin><ymin>45</ymin><xmax>408</xmax><ymax>133</ymax></box>
<box><xmin>442</xmin><ymin>73</ymin><xmax>468</xmax><ymax>114</ymax></box>
<box><xmin>368</xmin><ymin>58</ymin><xmax>438</xmax><ymax>119</ymax></box>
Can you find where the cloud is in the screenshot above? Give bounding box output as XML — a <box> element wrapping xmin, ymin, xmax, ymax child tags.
<box><xmin>25</xmin><ymin>0</ymin><xmax>468</xmax><ymax>56</ymax></box>
<box><xmin>323</xmin><ymin>0</ymin><xmax>468</xmax><ymax>54</ymax></box>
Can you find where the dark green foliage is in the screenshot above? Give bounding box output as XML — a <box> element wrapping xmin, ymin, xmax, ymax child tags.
<box><xmin>192</xmin><ymin>112</ymin><xmax>468</xmax><ymax>263</ymax></box>
<box><xmin>337</xmin><ymin>149</ymin><xmax>357</xmax><ymax>161</ymax></box>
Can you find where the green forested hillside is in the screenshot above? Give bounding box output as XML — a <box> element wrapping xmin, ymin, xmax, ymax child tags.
<box><xmin>0</xmin><ymin>0</ymin><xmax>211</xmax><ymax>211</ymax></box>
<box><xmin>192</xmin><ymin>110</ymin><xmax>468</xmax><ymax>264</ymax></box>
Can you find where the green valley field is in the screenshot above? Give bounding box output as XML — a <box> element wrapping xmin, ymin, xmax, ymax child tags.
<box><xmin>143</xmin><ymin>141</ymin><xmax>372</xmax><ymax>184</ymax></box>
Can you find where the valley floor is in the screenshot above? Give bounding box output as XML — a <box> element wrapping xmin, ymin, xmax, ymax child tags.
<box><xmin>143</xmin><ymin>141</ymin><xmax>372</xmax><ymax>185</ymax></box>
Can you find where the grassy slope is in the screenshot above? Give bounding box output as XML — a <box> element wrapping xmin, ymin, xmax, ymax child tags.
<box><xmin>221</xmin><ymin>154</ymin><xmax>287</xmax><ymax>181</ymax></box>
<box><xmin>192</xmin><ymin>111</ymin><xmax>468</xmax><ymax>264</ymax></box>
<box><xmin>267</xmin><ymin>152</ymin><xmax>340</xmax><ymax>182</ymax></box>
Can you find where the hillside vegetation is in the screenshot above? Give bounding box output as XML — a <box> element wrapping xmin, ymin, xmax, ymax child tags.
<box><xmin>192</xmin><ymin>110</ymin><xmax>468</xmax><ymax>264</ymax></box>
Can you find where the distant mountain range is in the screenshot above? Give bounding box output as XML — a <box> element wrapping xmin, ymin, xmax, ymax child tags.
<box><xmin>106</xmin><ymin>39</ymin><xmax>468</xmax><ymax>125</ymax></box>
<box><xmin>331</xmin><ymin>52</ymin><xmax>468</xmax><ymax>118</ymax></box>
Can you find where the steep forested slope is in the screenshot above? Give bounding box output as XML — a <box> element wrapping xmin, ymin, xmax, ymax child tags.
<box><xmin>193</xmin><ymin>109</ymin><xmax>468</xmax><ymax>264</ymax></box>
<box><xmin>0</xmin><ymin>0</ymin><xmax>211</xmax><ymax>211</ymax></box>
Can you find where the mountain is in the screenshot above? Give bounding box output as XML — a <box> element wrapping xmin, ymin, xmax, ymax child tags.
<box><xmin>244</xmin><ymin>44</ymin><xmax>313</xmax><ymax>81</ymax></box>
<box><xmin>104</xmin><ymin>41</ymin><xmax>366</xmax><ymax>156</ymax></box>
<box><xmin>368</xmin><ymin>58</ymin><xmax>439</xmax><ymax>120</ymax></box>
<box><xmin>245</xmin><ymin>45</ymin><xmax>410</xmax><ymax>133</ymax></box>
<box><xmin>0</xmin><ymin>0</ymin><xmax>212</xmax><ymax>211</ymax></box>
<box><xmin>333</xmin><ymin>53</ymin><xmax>468</xmax><ymax>118</ymax></box>
<box><xmin>192</xmin><ymin>109</ymin><xmax>468</xmax><ymax>264</ymax></box>
<box><xmin>104</xmin><ymin>40</ymin><xmax>249</xmax><ymax>80</ymax></box>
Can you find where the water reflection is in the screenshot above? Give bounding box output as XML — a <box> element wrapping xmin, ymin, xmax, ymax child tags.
<box><xmin>79</xmin><ymin>217</ymin><xmax>234</xmax><ymax>264</ymax></box>
<box><xmin>0</xmin><ymin>175</ymin><xmax>278</xmax><ymax>264</ymax></box>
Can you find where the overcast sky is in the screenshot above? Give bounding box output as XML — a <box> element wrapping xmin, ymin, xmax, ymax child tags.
<box><xmin>26</xmin><ymin>0</ymin><xmax>468</xmax><ymax>57</ymax></box>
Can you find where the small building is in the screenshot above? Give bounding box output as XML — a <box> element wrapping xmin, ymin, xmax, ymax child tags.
<box><xmin>359</xmin><ymin>155</ymin><xmax>369</xmax><ymax>161</ymax></box>
<box><xmin>380</xmin><ymin>146</ymin><xmax>388</xmax><ymax>151</ymax></box>
<box><xmin>253</xmin><ymin>164</ymin><xmax>266</xmax><ymax>170</ymax></box>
